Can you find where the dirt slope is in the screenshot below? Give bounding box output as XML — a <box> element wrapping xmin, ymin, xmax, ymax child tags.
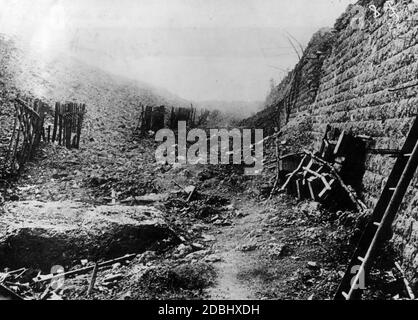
<box><xmin>0</xmin><ymin>33</ymin><xmax>188</xmax><ymax>180</ymax></box>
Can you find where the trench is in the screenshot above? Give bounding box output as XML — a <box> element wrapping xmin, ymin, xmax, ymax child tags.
<box><xmin>0</xmin><ymin>224</ymin><xmax>178</xmax><ymax>273</ymax></box>
<box><xmin>0</xmin><ymin>219</ymin><xmax>179</xmax><ymax>299</ymax></box>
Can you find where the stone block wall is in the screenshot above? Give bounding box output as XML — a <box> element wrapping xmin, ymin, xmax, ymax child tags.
<box><xmin>307</xmin><ymin>1</ymin><xmax>418</xmax><ymax>283</ymax></box>
<box><xmin>267</xmin><ymin>0</ymin><xmax>418</xmax><ymax>284</ymax></box>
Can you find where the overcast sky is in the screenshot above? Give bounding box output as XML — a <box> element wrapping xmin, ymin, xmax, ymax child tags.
<box><xmin>0</xmin><ymin>0</ymin><xmax>355</xmax><ymax>101</ymax></box>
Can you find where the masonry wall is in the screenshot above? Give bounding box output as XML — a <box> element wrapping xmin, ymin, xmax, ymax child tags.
<box><xmin>266</xmin><ymin>1</ymin><xmax>418</xmax><ymax>284</ymax></box>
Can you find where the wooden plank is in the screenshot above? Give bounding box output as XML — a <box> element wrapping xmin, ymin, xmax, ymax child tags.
<box><xmin>296</xmin><ymin>179</ymin><xmax>302</xmax><ymax>200</ymax></box>
<box><xmin>67</xmin><ymin>103</ymin><xmax>72</xmax><ymax>148</ymax></box>
<box><xmin>76</xmin><ymin>104</ymin><xmax>85</xmax><ymax>148</ymax></box>
<box><xmin>318</xmin><ymin>178</ymin><xmax>335</xmax><ymax>199</ymax></box>
<box><xmin>334</xmin><ymin>130</ymin><xmax>347</xmax><ymax>155</ymax></box>
<box><xmin>307</xmin><ymin>176</ymin><xmax>319</xmax><ymax>200</ymax></box>
<box><xmin>4</xmin><ymin>112</ymin><xmax>17</xmax><ymax>167</ymax></box>
<box><xmin>278</xmin><ymin>155</ymin><xmax>308</xmax><ymax>193</ymax></box>
<box><xmin>52</xmin><ymin>102</ymin><xmax>58</xmax><ymax>142</ymax></box>
<box><xmin>303</xmin><ymin>150</ymin><xmax>366</xmax><ymax>212</ymax></box>
<box><xmin>15</xmin><ymin>98</ymin><xmax>40</xmax><ymax>118</ymax></box>
<box><xmin>0</xmin><ymin>283</ymin><xmax>25</xmax><ymax>300</ymax></box>
<box><xmin>58</xmin><ymin>103</ymin><xmax>63</xmax><ymax>145</ymax></box>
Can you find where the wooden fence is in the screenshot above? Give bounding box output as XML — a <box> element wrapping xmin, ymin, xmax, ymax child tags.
<box><xmin>136</xmin><ymin>104</ymin><xmax>210</xmax><ymax>133</ymax></box>
<box><xmin>2</xmin><ymin>98</ymin><xmax>47</xmax><ymax>175</ymax></box>
<box><xmin>51</xmin><ymin>102</ymin><xmax>86</xmax><ymax>149</ymax></box>
<box><xmin>1</xmin><ymin>99</ymin><xmax>86</xmax><ymax>176</ymax></box>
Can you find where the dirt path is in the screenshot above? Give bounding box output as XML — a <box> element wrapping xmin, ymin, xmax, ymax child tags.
<box><xmin>207</xmin><ymin>206</ymin><xmax>263</xmax><ymax>299</ymax></box>
<box><xmin>205</xmin><ymin>197</ymin><xmax>288</xmax><ymax>300</ymax></box>
<box><xmin>203</xmin><ymin>193</ymin><xmax>347</xmax><ymax>300</ymax></box>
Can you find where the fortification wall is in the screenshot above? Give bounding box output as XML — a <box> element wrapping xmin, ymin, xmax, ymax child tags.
<box><xmin>265</xmin><ymin>1</ymin><xmax>418</xmax><ymax>284</ymax></box>
<box><xmin>307</xmin><ymin>1</ymin><xmax>418</xmax><ymax>283</ymax></box>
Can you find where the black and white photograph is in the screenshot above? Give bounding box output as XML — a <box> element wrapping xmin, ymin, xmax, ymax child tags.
<box><xmin>0</xmin><ymin>0</ymin><xmax>418</xmax><ymax>310</ymax></box>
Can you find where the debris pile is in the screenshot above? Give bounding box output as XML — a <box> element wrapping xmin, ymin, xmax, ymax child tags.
<box><xmin>0</xmin><ymin>253</ymin><xmax>138</xmax><ymax>300</ymax></box>
<box><xmin>272</xmin><ymin>125</ymin><xmax>368</xmax><ymax>212</ymax></box>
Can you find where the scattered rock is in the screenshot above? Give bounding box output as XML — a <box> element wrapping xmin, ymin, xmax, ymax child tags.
<box><xmin>191</xmin><ymin>224</ymin><xmax>207</xmax><ymax>232</ymax></box>
<box><xmin>119</xmin><ymin>291</ymin><xmax>132</xmax><ymax>300</ymax></box>
<box><xmin>269</xmin><ymin>243</ymin><xmax>287</xmax><ymax>258</ymax></box>
<box><xmin>225</xmin><ymin>204</ymin><xmax>235</xmax><ymax>211</ymax></box>
<box><xmin>174</xmin><ymin>244</ymin><xmax>193</xmax><ymax>257</ymax></box>
<box><xmin>185</xmin><ymin>250</ymin><xmax>210</xmax><ymax>261</ymax></box>
<box><xmin>298</xmin><ymin>201</ymin><xmax>321</xmax><ymax>216</ymax></box>
<box><xmin>204</xmin><ymin>254</ymin><xmax>221</xmax><ymax>263</ymax></box>
<box><xmin>135</xmin><ymin>251</ymin><xmax>157</xmax><ymax>264</ymax></box>
<box><xmin>307</xmin><ymin>261</ymin><xmax>320</xmax><ymax>270</ymax></box>
<box><xmin>236</xmin><ymin>210</ymin><xmax>247</xmax><ymax>218</ymax></box>
<box><xmin>191</xmin><ymin>243</ymin><xmax>205</xmax><ymax>251</ymax></box>
<box><xmin>302</xmin><ymin>227</ymin><xmax>323</xmax><ymax>241</ymax></box>
<box><xmin>197</xmin><ymin>206</ymin><xmax>219</xmax><ymax>219</ymax></box>
<box><xmin>237</xmin><ymin>243</ymin><xmax>258</xmax><ymax>252</ymax></box>
<box><xmin>201</xmin><ymin>234</ymin><xmax>216</xmax><ymax>242</ymax></box>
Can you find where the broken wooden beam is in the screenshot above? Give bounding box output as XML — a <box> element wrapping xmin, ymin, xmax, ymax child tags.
<box><xmin>295</xmin><ymin>179</ymin><xmax>303</xmax><ymax>200</ymax></box>
<box><xmin>186</xmin><ymin>186</ymin><xmax>196</xmax><ymax>202</ymax></box>
<box><xmin>303</xmin><ymin>150</ymin><xmax>367</xmax><ymax>212</ymax></box>
<box><xmin>367</xmin><ymin>148</ymin><xmax>403</xmax><ymax>156</ymax></box>
<box><xmin>307</xmin><ymin>176</ymin><xmax>318</xmax><ymax>200</ymax></box>
<box><xmin>277</xmin><ymin>155</ymin><xmax>308</xmax><ymax>194</ymax></box>
<box><xmin>302</xmin><ymin>166</ymin><xmax>331</xmax><ymax>191</ymax></box>
<box><xmin>318</xmin><ymin>178</ymin><xmax>336</xmax><ymax>199</ymax></box>
<box><xmin>334</xmin><ymin>130</ymin><xmax>347</xmax><ymax>156</ymax></box>
<box><xmin>33</xmin><ymin>254</ymin><xmax>137</xmax><ymax>284</ymax></box>
<box><xmin>0</xmin><ymin>283</ymin><xmax>25</xmax><ymax>300</ymax></box>
<box><xmin>87</xmin><ymin>262</ymin><xmax>99</xmax><ymax>297</ymax></box>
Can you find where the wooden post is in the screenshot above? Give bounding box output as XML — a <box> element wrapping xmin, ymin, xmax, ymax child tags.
<box><xmin>67</xmin><ymin>103</ymin><xmax>72</xmax><ymax>148</ymax></box>
<box><xmin>268</xmin><ymin>127</ymin><xmax>281</xmax><ymax>200</ymax></box>
<box><xmin>72</xmin><ymin>135</ymin><xmax>77</xmax><ymax>148</ymax></box>
<box><xmin>274</xmin><ymin>127</ymin><xmax>280</xmax><ymax>178</ymax></box>
<box><xmin>4</xmin><ymin>113</ymin><xmax>17</xmax><ymax>168</ymax></box>
<box><xmin>170</xmin><ymin>107</ymin><xmax>175</xmax><ymax>129</ymax></box>
<box><xmin>41</xmin><ymin>126</ymin><xmax>46</xmax><ymax>142</ymax></box>
<box><xmin>76</xmin><ymin>109</ymin><xmax>82</xmax><ymax>148</ymax></box>
<box><xmin>52</xmin><ymin>102</ymin><xmax>58</xmax><ymax>142</ymax></box>
<box><xmin>58</xmin><ymin>103</ymin><xmax>63</xmax><ymax>146</ymax></box>
<box><xmin>62</xmin><ymin>104</ymin><xmax>66</xmax><ymax>147</ymax></box>
<box><xmin>87</xmin><ymin>262</ymin><xmax>99</xmax><ymax>297</ymax></box>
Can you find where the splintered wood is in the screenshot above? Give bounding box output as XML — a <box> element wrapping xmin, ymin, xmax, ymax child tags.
<box><xmin>275</xmin><ymin>126</ymin><xmax>367</xmax><ymax>212</ymax></box>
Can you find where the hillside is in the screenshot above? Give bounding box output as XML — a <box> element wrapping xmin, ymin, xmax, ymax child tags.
<box><xmin>0</xmin><ymin>33</ymin><xmax>190</xmax><ymax>132</ymax></box>
<box><xmin>0</xmin><ymin>33</ymin><xmax>193</xmax><ymax>179</ymax></box>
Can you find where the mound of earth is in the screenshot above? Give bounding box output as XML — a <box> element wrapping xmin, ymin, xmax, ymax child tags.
<box><xmin>0</xmin><ymin>201</ymin><xmax>178</xmax><ymax>271</ymax></box>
